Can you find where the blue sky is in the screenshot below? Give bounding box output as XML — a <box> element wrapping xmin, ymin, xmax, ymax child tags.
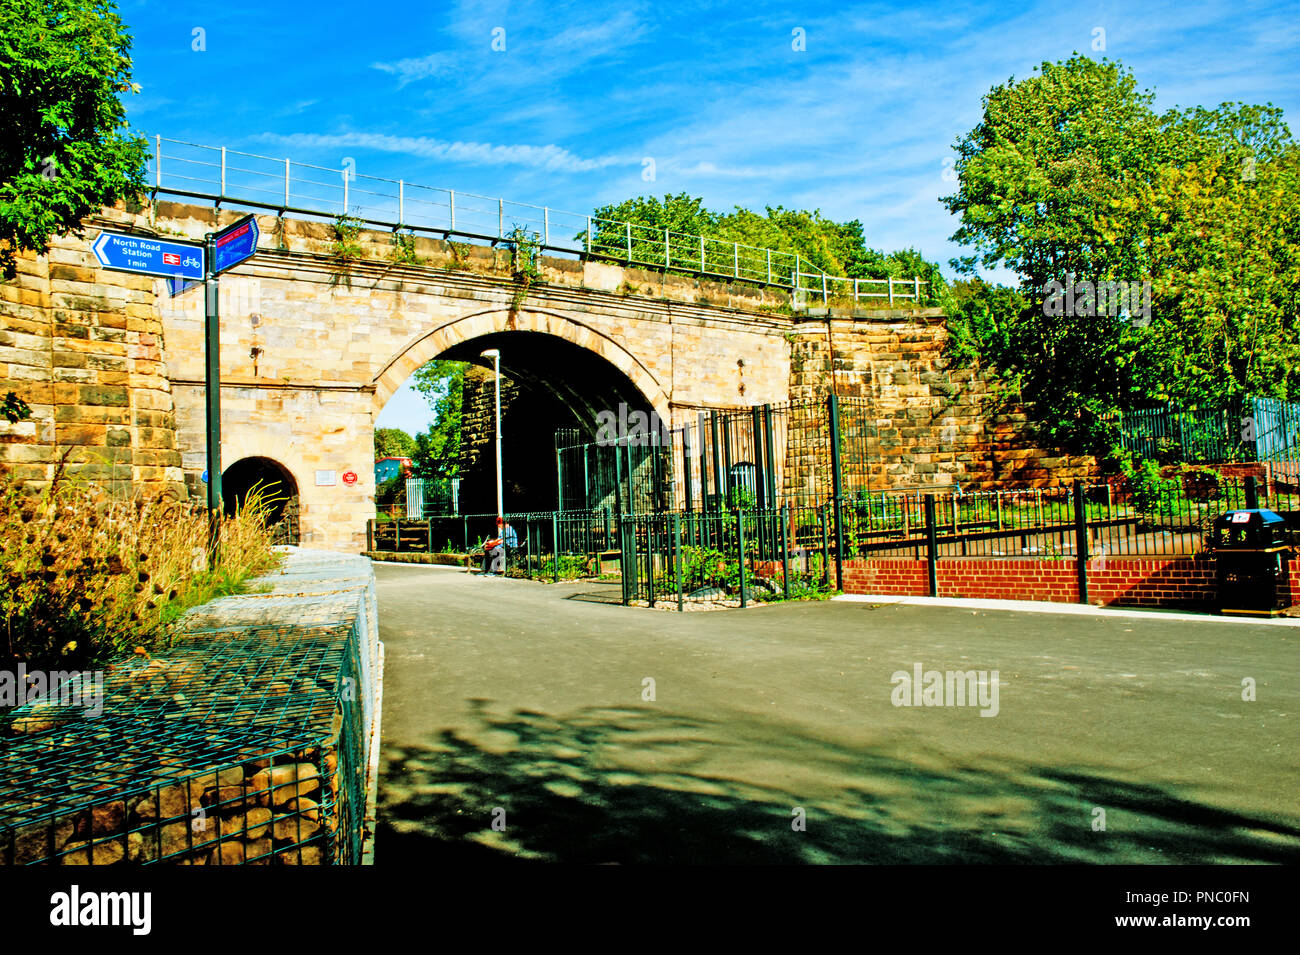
<box><xmin>119</xmin><ymin>0</ymin><xmax>1300</xmax><ymax>433</ymax></box>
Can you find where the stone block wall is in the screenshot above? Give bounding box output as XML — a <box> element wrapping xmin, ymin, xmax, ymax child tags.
<box><xmin>0</xmin><ymin>223</ymin><xmax>184</xmax><ymax>499</ymax></box>
<box><xmin>789</xmin><ymin>312</ymin><xmax>1097</xmax><ymax>491</ymax></box>
<box><xmin>458</xmin><ymin>365</ymin><xmax>519</xmax><ymax>486</ymax></box>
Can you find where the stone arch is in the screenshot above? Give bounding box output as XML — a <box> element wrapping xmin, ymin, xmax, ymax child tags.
<box><xmin>220</xmin><ymin>432</ymin><xmax>311</xmax><ymax>503</ymax></box>
<box><xmin>221</xmin><ymin>454</ymin><xmax>301</xmax><ymax>545</ymax></box>
<box><xmin>371</xmin><ymin>308</ymin><xmax>671</xmax><ymax>424</ymax></box>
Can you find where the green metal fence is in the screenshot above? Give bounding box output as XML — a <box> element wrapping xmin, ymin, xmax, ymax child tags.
<box><xmin>368</xmin><ymin>509</ymin><xmax>614</xmax><ymax>580</ymax></box>
<box><xmin>1105</xmin><ymin>397</ymin><xmax>1300</xmax><ymax>464</ymax></box>
<box><xmin>551</xmin><ymin>396</ymin><xmax>877</xmax><ymax>516</ymax></box>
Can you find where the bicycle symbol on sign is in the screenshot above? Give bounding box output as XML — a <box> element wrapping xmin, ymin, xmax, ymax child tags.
<box><xmin>183</xmin><ymin>255</ymin><xmax>200</xmax><ymax>269</ymax></box>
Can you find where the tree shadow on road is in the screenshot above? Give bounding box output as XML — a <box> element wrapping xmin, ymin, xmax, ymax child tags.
<box><xmin>377</xmin><ymin>701</ymin><xmax>1300</xmax><ymax>864</ymax></box>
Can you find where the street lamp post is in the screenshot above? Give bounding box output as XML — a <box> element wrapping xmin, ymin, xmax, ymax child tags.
<box><xmin>481</xmin><ymin>348</ymin><xmax>504</xmax><ymax>518</ymax></box>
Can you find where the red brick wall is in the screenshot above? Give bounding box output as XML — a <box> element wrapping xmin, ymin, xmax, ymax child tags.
<box><xmin>1087</xmin><ymin>557</ymin><xmax>1217</xmax><ymax>608</ymax></box>
<box><xmin>839</xmin><ymin>555</ymin><xmax>1292</xmax><ymax>610</ymax></box>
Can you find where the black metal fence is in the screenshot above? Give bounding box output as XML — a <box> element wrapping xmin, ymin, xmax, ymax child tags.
<box><xmin>842</xmin><ymin>478</ymin><xmax>1272</xmax><ymax>560</ymax></box>
<box><xmin>618</xmin><ymin>507</ymin><xmax>835</xmax><ymax>608</ymax></box>
<box><xmin>555</xmin><ymin>429</ymin><xmax>675</xmax><ymax>514</ymax></box>
<box><xmin>367</xmin><ymin>509</ymin><xmax>615</xmax><ymax>581</ymax></box>
<box><xmin>551</xmin><ymin>396</ymin><xmax>877</xmax><ymax>516</ymax></box>
<box><xmin>612</xmin><ymin>474</ymin><xmax>1300</xmax><ymax>609</ymax></box>
<box><xmin>848</xmin><ymin>476</ymin><xmax>1297</xmax><ymax>559</ymax></box>
<box><xmin>365</xmin><ymin>388</ymin><xmax>1300</xmax><ymax>609</ymax></box>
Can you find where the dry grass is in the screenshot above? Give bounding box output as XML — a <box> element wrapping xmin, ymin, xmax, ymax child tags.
<box><xmin>1</xmin><ymin>456</ymin><xmax>281</xmax><ymax>672</ymax></box>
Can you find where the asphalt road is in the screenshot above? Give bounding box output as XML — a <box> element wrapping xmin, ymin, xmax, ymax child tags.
<box><xmin>374</xmin><ymin>563</ymin><xmax>1299</xmax><ymax>864</ymax></box>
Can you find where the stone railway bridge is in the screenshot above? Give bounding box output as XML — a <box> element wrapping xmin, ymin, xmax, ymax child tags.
<box><xmin>0</xmin><ymin>200</ymin><xmax>1093</xmax><ymax>551</ymax></box>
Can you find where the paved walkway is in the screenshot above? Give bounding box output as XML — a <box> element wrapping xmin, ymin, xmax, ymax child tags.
<box><xmin>375</xmin><ymin>563</ymin><xmax>1300</xmax><ymax>863</ymax></box>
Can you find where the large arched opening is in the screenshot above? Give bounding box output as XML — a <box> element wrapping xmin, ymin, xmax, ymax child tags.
<box><xmin>374</xmin><ymin>311</ymin><xmax>670</xmax><ymax>515</ymax></box>
<box><xmin>440</xmin><ymin>329</ymin><xmax>660</xmax><ymax>513</ymax></box>
<box><xmin>222</xmin><ymin>455</ymin><xmax>300</xmax><ymax>544</ymax></box>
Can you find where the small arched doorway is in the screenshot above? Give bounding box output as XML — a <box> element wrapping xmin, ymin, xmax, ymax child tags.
<box><xmin>222</xmin><ymin>456</ymin><xmax>300</xmax><ymax>545</ymax></box>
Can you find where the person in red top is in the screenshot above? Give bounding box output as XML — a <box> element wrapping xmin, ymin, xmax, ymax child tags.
<box><xmin>482</xmin><ymin>517</ymin><xmax>507</xmax><ymax>576</ymax></box>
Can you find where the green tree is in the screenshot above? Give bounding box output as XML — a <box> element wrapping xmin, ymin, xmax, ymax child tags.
<box><xmin>942</xmin><ymin>55</ymin><xmax>1299</xmax><ymax>450</ymax></box>
<box><xmin>0</xmin><ymin>0</ymin><xmax>149</xmax><ymax>277</ymax></box>
<box><xmin>409</xmin><ymin>360</ymin><xmax>469</xmax><ymax>478</ymax></box>
<box><xmin>943</xmin><ymin>279</ymin><xmax>1027</xmax><ymax>369</ymax></box>
<box><xmin>586</xmin><ymin>193</ymin><xmax>718</xmax><ymax>263</ymax></box>
<box><xmin>374</xmin><ymin>427</ymin><xmax>417</xmax><ymax>460</ymax></box>
<box><xmin>941</xmin><ymin>56</ymin><xmax>1165</xmax><ymax>449</ymax></box>
<box><xmin>1127</xmin><ymin>131</ymin><xmax>1300</xmax><ymax>407</ymax></box>
<box><xmin>585</xmin><ymin>192</ymin><xmax>945</xmax><ymax>301</ymax></box>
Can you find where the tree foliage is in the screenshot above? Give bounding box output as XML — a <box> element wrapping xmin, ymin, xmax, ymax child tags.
<box><xmin>408</xmin><ymin>360</ymin><xmax>469</xmax><ymax>478</ymax></box>
<box><xmin>374</xmin><ymin>427</ymin><xmax>417</xmax><ymax>461</ymax></box>
<box><xmin>0</xmin><ymin>0</ymin><xmax>149</xmax><ymax>277</ymax></box>
<box><xmin>586</xmin><ymin>192</ymin><xmax>944</xmax><ymax>293</ymax></box>
<box><xmin>942</xmin><ymin>55</ymin><xmax>1299</xmax><ymax>451</ymax></box>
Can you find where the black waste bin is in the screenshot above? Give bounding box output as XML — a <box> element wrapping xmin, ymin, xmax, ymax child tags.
<box><xmin>1210</xmin><ymin>509</ymin><xmax>1292</xmax><ymax>617</ymax></box>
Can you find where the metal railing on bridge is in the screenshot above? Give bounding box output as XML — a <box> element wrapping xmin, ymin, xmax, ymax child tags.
<box><xmin>147</xmin><ymin>136</ymin><xmax>929</xmax><ymax>306</ymax></box>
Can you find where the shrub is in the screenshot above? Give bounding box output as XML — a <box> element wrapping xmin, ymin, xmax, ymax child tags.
<box><xmin>1121</xmin><ymin>456</ymin><xmax>1180</xmax><ymax>522</ymax></box>
<box><xmin>531</xmin><ymin>554</ymin><xmax>588</xmax><ymax>580</ymax></box>
<box><xmin>1</xmin><ymin>461</ymin><xmax>280</xmax><ymax>672</ymax></box>
<box><xmin>2</xmin><ymin>391</ymin><xmax>30</xmax><ymax>424</ymax></box>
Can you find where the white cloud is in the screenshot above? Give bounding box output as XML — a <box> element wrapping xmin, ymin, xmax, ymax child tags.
<box><xmin>254</xmin><ymin>132</ymin><xmax>631</xmax><ymax>174</ymax></box>
<box><xmin>371</xmin><ymin>52</ymin><xmax>456</xmax><ymax>87</ymax></box>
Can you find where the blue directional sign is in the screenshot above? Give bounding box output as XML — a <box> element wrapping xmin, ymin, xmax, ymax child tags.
<box><xmin>167</xmin><ymin>276</ymin><xmax>201</xmax><ymax>297</ymax></box>
<box><xmin>212</xmin><ymin>215</ymin><xmax>259</xmax><ymax>274</ymax></box>
<box><xmin>91</xmin><ymin>231</ymin><xmax>204</xmax><ymax>281</ymax></box>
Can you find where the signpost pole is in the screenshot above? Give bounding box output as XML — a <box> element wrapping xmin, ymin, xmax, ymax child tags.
<box><xmin>204</xmin><ymin>233</ymin><xmax>222</xmax><ymax>565</ymax></box>
<box><xmin>90</xmin><ymin>219</ymin><xmax>260</xmax><ymax>570</ymax></box>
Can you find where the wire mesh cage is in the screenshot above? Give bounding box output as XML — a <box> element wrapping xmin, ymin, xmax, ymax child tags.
<box><xmin>0</xmin><ymin>619</ymin><xmax>366</xmax><ymax>865</ymax></box>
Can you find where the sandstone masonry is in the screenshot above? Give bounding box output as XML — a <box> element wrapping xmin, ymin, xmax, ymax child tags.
<box><xmin>2</xmin><ymin>199</ymin><xmax>1090</xmax><ymax>550</ymax></box>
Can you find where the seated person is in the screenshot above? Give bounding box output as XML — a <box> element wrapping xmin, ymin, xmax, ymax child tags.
<box><xmin>481</xmin><ymin>517</ymin><xmax>515</xmax><ymax>575</ymax></box>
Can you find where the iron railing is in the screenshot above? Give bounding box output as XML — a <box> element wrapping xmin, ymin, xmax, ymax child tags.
<box><xmin>844</xmin><ymin>476</ymin><xmax>1300</xmax><ymax>561</ymax></box>
<box><xmin>367</xmin><ymin>509</ymin><xmax>614</xmax><ymax>580</ymax></box>
<box><xmin>618</xmin><ymin>507</ymin><xmax>834</xmax><ymax>608</ymax></box>
<box><xmin>554</xmin><ymin>396</ymin><xmax>878</xmax><ymax>515</ymax></box>
<box><xmin>364</xmin><ymin>476</ymin><xmax>1299</xmax><ymax>609</ymax></box>
<box><xmin>1104</xmin><ymin>397</ymin><xmax>1300</xmax><ymax>465</ymax></box>
<box><xmin>147</xmin><ymin>136</ymin><xmax>929</xmax><ymax>305</ymax></box>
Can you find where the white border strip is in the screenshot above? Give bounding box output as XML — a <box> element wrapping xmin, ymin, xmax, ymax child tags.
<box><xmin>361</xmin><ymin>640</ymin><xmax>384</xmax><ymax>866</ymax></box>
<box><xmin>834</xmin><ymin>594</ymin><xmax>1300</xmax><ymax>627</ymax></box>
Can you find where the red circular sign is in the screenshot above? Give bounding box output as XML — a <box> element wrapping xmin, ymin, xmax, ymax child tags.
<box><xmin>342</xmin><ymin>470</ymin><xmax>358</xmax><ymax>486</ymax></box>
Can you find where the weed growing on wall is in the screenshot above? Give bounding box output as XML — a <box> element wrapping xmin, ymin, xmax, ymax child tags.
<box><xmin>330</xmin><ymin>214</ymin><xmax>364</xmax><ymax>262</ymax></box>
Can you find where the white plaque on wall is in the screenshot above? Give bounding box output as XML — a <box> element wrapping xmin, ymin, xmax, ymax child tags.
<box><xmin>316</xmin><ymin>470</ymin><xmax>337</xmax><ymax>486</ymax></box>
